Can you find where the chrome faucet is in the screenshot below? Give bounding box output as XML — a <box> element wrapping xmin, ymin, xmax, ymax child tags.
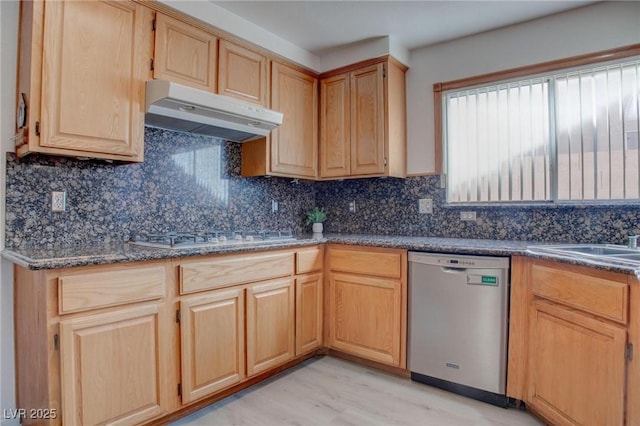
<box><xmin>628</xmin><ymin>235</ymin><xmax>639</xmax><ymax>249</ymax></box>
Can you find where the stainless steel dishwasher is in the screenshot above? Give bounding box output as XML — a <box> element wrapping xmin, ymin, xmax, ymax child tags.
<box><xmin>408</xmin><ymin>252</ymin><xmax>510</xmax><ymax>407</ymax></box>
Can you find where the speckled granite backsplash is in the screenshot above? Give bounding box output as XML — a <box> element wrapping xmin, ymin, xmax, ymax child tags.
<box><xmin>315</xmin><ymin>177</ymin><xmax>640</xmax><ymax>244</ymax></box>
<box><xmin>5</xmin><ymin>128</ymin><xmax>316</xmax><ymax>248</ymax></box>
<box><xmin>6</xmin><ymin>127</ymin><xmax>640</xmax><ymax>248</ymax></box>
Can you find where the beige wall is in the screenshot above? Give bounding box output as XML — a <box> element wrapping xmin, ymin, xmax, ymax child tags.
<box><xmin>406</xmin><ymin>1</ymin><xmax>640</xmax><ymax>175</ymax></box>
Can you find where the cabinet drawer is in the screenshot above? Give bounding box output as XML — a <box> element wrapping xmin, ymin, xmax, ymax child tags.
<box><xmin>328</xmin><ymin>247</ymin><xmax>402</xmax><ymax>278</ymax></box>
<box><xmin>180</xmin><ymin>251</ymin><xmax>294</xmax><ymax>294</ymax></box>
<box><xmin>58</xmin><ymin>265</ymin><xmax>166</xmax><ymax>314</ymax></box>
<box><xmin>531</xmin><ymin>263</ymin><xmax>629</xmax><ymax>324</ymax></box>
<box><xmin>296</xmin><ymin>246</ymin><xmax>323</xmax><ymax>274</ymax></box>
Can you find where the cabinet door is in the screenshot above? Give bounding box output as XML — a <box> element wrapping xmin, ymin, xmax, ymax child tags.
<box><xmin>246</xmin><ymin>278</ymin><xmax>295</xmax><ymax>376</ymax></box>
<box><xmin>350</xmin><ymin>63</ymin><xmax>385</xmax><ymax>176</ymax></box>
<box><xmin>180</xmin><ymin>288</ymin><xmax>245</xmax><ymax>403</ymax></box>
<box><xmin>296</xmin><ymin>273</ymin><xmax>323</xmax><ymax>355</ymax></box>
<box><xmin>218</xmin><ymin>40</ymin><xmax>268</xmax><ymax>106</ymax></box>
<box><xmin>60</xmin><ymin>304</ymin><xmax>167</xmax><ymax>425</ymax></box>
<box><xmin>527</xmin><ymin>300</ymin><xmax>626</xmax><ymax>426</ymax></box>
<box><xmin>154</xmin><ymin>13</ymin><xmax>217</xmax><ymax>92</ymax></box>
<box><xmin>320</xmin><ymin>73</ymin><xmax>351</xmax><ymax>178</ymax></box>
<box><xmin>39</xmin><ymin>1</ymin><xmax>152</xmax><ymax>160</ymax></box>
<box><xmin>270</xmin><ymin>62</ymin><xmax>318</xmax><ymax>178</ymax></box>
<box><xmin>329</xmin><ymin>272</ymin><xmax>402</xmax><ymax>366</ymax></box>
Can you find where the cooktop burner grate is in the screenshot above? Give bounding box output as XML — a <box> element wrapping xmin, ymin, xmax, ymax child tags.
<box><xmin>129</xmin><ymin>229</ymin><xmax>295</xmax><ymax>249</ymax></box>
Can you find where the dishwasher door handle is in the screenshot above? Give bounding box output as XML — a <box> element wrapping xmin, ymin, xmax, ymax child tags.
<box><xmin>440</xmin><ymin>266</ymin><xmax>467</xmax><ymax>273</ymax></box>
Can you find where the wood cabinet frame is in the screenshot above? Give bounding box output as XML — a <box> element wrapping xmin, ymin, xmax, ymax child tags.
<box><xmin>507</xmin><ymin>256</ymin><xmax>638</xmax><ymax>426</ymax></box>
<box><xmin>12</xmin><ymin>244</ymin><xmax>414</xmax><ymax>425</ymax></box>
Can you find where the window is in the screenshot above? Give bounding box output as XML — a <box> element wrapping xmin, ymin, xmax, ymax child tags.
<box><xmin>442</xmin><ymin>54</ymin><xmax>640</xmax><ymax>204</ymax></box>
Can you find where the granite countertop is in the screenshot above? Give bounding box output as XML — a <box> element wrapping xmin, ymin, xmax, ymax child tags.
<box><xmin>2</xmin><ymin>237</ymin><xmax>327</xmax><ymax>270</ymax></box>
<box><xmin>3</xmin><ymin>233</ymin><xmax>638</xmax><ymax>277</ymax></box>
<box><xmin>323</xmin><ymin>234</ymin><xmax>530</xmax><ymax>256</ymax></box>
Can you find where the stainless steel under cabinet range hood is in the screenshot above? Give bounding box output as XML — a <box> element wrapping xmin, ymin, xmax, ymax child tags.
<box><xmin>145</xmin><ymin>80</ymin><xmax>283</xmax><ymax>142</ymax></box>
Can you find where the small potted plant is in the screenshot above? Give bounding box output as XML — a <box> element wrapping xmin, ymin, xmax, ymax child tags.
<box><xmin>306</xmin><ymin>207</ymin><xmax>327</xmax><ymax>238</ymax></box>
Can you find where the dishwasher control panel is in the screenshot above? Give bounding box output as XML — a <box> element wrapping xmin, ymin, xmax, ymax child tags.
<box><xmin>408</xmin><ymin>252</ymin><xmax>510</xmax><ymax>269</ymax></box>
<box><xmin>438</xmin><ymin>258</ymin><xmax>476</xmax><ymax>267</ymax></box>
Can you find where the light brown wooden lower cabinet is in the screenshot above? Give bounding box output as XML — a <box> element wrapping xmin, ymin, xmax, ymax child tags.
<box><xmin>13</xmin><ymin>260</ymin><xmax>174</xmax><ymax>426</ymax></box>
<box><xmin>527</xmin><ymin>300</ymin><xmax>626</xmax><ymax>426</ymax></box>
<box><xmin>13</xmin><ymin>244</ymin><xmax>414</xmax><ymax>425</ymax></box>
<box><xmin>180</xmin><ymin>288</ymin><xmax>245</xmax><ymax>403</ymax></box>
<box><xmin>296</xmin><ymin>273</ymin><xmax>323</xmax><ymax>355</ymax></box>
<box><xmin>329</xmin><ymin>272</ymin><xmax>402</xmax><ymax>365</ymax></box>
<box><xmin>508</xmin><ymin>256</ymin><xmax>638</xmax><ymax>426</ymax></box>
<box><xmin>60</xmin><ymin>303</ymin><xmax>169</xmax><ymax>425</ymax></box>
<box><xmin>326</xmin><ymin>245</ymin><xmax>407</xmax><ymax>368</ymax></box>
<box><xmin>246</xmin><ymin>278</ymin><xmax>296</xmax><ymax>376</ymax></box>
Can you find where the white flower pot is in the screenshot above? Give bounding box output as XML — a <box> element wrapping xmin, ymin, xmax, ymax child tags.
<box><xmin>312</xmin><ymin>222</ymin><xmax>323</xmax><ymax>239</ymax></box>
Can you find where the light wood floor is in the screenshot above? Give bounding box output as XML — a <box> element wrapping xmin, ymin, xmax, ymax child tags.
<box><xmin>170</xmin><ymin>356</ymin><xmax>543</xmax><ymax>426</ymax></box>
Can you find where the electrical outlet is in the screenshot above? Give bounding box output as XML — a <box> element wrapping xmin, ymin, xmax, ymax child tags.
<box><xmin>348</xmin><ymin>201</ymin><xmax>356</xmax><ymax>213</ymax></box>
<box><xmin>52</xmin><ymin>191</ymin><xmax>66</xmax><ymax>212</ymax></box>
<box><xmin>271</xmin><ymin>199</ymin><xmax>279</xmax><ymax>213</ymax></box>
<box><xmin>418</xmin><ymin>198</ymin><xmax>433</xmax><ymax>214</ymax></box>
<box><xmin>460</xmin><ymin>211</ymin><xmax>476</xmax><ymax>221</ymax></box>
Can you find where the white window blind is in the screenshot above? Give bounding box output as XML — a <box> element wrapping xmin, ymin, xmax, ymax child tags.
<box><xmin>554</xmin><ymin>61</ymin><xmax>640</xmax><ymax>200</ymax></box>
<box><xmin>444</xmin><ymin>58</ymin><xmax>640</xmax><ymax>204</ymax></box>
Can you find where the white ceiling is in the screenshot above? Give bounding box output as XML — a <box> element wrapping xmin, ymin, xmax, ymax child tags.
<box><xmin>211</xmin><ymin>1</ymin><xmax>598</xmax><ymax>55</ymax></box>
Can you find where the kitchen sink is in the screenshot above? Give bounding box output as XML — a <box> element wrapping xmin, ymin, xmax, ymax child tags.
<box><xmin>527</xmin><ymin>244</ymin><xmax>640</xmax><ymax>266</ymax></box>
<box><xmin>535</xmin><ymin>244</ymin><xmax>639</xmax><ymax>256</ymax></box>
<box><xmin>604</xmin><ymin>253</ymin><xmax>640</xmax><ymax>261</ymax></box>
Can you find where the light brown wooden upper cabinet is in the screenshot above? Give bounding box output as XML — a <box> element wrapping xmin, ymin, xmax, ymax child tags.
<box><xmin>153</xmin><ymin>13</ymin><xmax>217</xmax><ymax>92</ymax></box>
<box><xmin>16</xmin><ymin>0</ymin><xmax>153</xmax><ymax>161</ymax></box>
<box><xmin>241</xmin><ymin>62</ymin><xmax>318</xmax><ymax>179</ymax></box>
<box><xmin>218</xmin><ymin>40</ymin><xmax>269</xmax><ymax>106</ymax></box>
<box><xmin>270</xmin><ymin>62</ymin><xmax>318</xmax><ymax>178</ymax></box>
<box><xmin>319</xmin><ymin>73</ymin><xmax>350</xmax><ymax>177</ymax></box>
<box><xmin>320</xmin><ymin>58</ymin><xmax>407</xmax><ymax>179</ymax></box>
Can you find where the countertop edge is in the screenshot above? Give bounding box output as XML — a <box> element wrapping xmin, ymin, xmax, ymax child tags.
<box><xmin>2</xmin><ymin>238</ymin><xmax>327</xmax><ymax>271</ymax></box>
<box><xmin>4</xmin><ymin>234</ymin><xmax>638</xmax><ymax>277</ymax></box>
